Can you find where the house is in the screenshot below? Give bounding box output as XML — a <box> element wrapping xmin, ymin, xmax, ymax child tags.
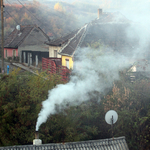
<box><xmin>45</xmin><ymin>29</ymin><xmax>80</xmax><ymax>69</ymax></box>
<box><xmin>127</xmin><ymin>59</ymin><xmax>150</xmax><ymax>82</ymax></box>
<box><xmin>45</xmin><ymin>27</ymin><xmax>87</xmax><ymax>69</ymax></box>
<box><xmin>4</xmin><ymin>25</ymin><xmax>50</xmax><ymax>67</ymax></box>
<box><xmin>0</xmin><ymin>136</ymin><xmax>129</xmax><ymax>150</ymax></box>
<box><xmin>46</xmin><ymin>9</ymin><xmax>137</xmax><ymax>69</ymax></box>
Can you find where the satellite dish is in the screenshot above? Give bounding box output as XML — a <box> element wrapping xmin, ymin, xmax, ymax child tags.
<box><xmin>16</xmin><ymin>25</ymin><xmax>20</xmax><ymax>31</ymax></box>
<box><xmin>105</xmin><ymin>110</ymin><xmax>118</xmax><ymax>125</ymax></box>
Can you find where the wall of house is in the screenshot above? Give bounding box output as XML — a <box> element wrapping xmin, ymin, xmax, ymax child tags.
<box><xmin>62</xmin><ymin>55</ymin><xmax>73</xmax><ymax>69</ymax></box>
<box><xmin>4</xmin><ymin>48</ymin><xmax>18</xmax><ymax>58</ymax></box>
<box><xmin>22</xmin><ymin>50</ymin><xmax>49</xmax><ymax>67</ymax></box>
<box><xmin>18</xmin><ymin>27</ymin><xmax>49</xmax><ymax>62</ymax></box>
<box><xmin>49</xmin><ymin>46</ymin><xmax>62</xmax><ymax>58</ymax></box>
<box><xmin>20</xmin><ymin>28</ymin><xmax>49</xmax><ymax>47</ymax></box>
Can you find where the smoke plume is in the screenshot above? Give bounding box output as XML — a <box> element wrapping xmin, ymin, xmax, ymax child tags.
<box><xmin>36</xmin><ymin>0</ymin><xmax>150</xmax><ymax>131</ymax></box>
<box><xmin>36</xmin><ymin>46</ymin><xmax>135</xmax><ymax>131</ymax></box>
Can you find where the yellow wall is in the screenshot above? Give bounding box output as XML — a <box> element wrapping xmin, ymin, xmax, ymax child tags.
<box><xmin>62</xmin><ymin>55</ymin><xmax>73</xmax><ymax>69</ymax></box>
<box><xmin>49</xmin><ymin>46</ymin><xmax>62</xmax><ymax>58</ymax></box>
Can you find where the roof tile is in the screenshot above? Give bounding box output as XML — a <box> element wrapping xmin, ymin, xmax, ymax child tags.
<box><xmin>59</xmin><ymin>25</ymin><xmax>88</xmax><ymax>56</ymax></box>
<box><xmin>46</xmin><ymin>29</ymin><xmax>80</xmax><ymax>46</ymax></box>
<box><xmin>4</xmin><ymin>25</ymin><xmax>35</xmax><ymax>48</ymax></box>
<box><xmin>52</xmin><ymin>12</ymin><xmax>131</xmax><ymax>57</ymax></box>
<box><xmin>0</xmin><ymin>136</ymin><xmax>129</xmax><ymax>150</ymax></box>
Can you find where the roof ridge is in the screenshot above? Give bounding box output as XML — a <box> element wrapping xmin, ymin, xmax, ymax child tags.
<box><xmin>71</xmin><ymin>24</ymin><xmax>89</xmax><ymax>57</ymax></box>
<box><xmin>59</xmin><ymin>24</ymin><xmax>88</xmax><ymax>55</ymax></box>
<box><xmin>50</xmin><ymin>28</ymin><xmax>80</xmax><ymax>43</ymax></box>
<box><xmin>76</xmin><ymin>23</ymin><xmax>89</xmax><ymax>48</ymax></box>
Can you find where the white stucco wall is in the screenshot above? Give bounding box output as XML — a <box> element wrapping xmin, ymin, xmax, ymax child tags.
<box><xmin>18</xmin><ymin>27</ymin><xmax>49</xmax><ymax>62</ymax></box>
<box><xmin>49</xmin><ymin>46</ymin><xmax>62</xmax><ymax>58</ymax></box>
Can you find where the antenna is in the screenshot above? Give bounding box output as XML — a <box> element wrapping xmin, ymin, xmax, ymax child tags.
<box><xmin>105</xmin><ymin>110</ymin><xmax>118</xmax><ymax>137</ymax></box>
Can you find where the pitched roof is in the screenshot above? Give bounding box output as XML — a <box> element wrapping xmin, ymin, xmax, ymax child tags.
<box><xmin>52</xmin><ymin>12</ymin><xmax>131</xmax><ymax>57</ymax></box>
<box><xmin>45</xmin><ymin>29</ymin><xmax>80</xmax><ymax>46</ymax></box>
<box><xmin>94</xmin><ymin>12</ymin><xmax>130</xmax><ymax>24</ymax></box>
<box><xmin>59</xmin><ymin>25</ymin><xmax>88</xmax><ymax>56</ymax></box>
<box><xmin>0</xmin><ymin>136</ymin><xmax>129</xmax><ymax>150</ymax></box>
<box><xmin>4</xmin><ymin>25</ymin><xmax>50</xmax><ymax>48</ymax></box>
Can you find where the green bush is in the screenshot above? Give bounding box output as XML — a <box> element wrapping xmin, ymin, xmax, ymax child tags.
<box><xmin>0</xmin><ymin>69</ymin><xmax>63</xmax><ymax>146</ymax></box>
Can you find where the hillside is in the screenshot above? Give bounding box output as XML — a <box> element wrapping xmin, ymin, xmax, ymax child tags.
<box><xmin>3</xmin><ymin>3</ymin><xmax>76</xmax><ymax>39</ymax></box>
<box><xmin>3</xmin><ymin>0</ymin><xmax>150</xmax><ymax>41</ymax></box>
<box><xmin>3</xmin><ymin>0</ymin><xmax>98</xmax><ymax>39</ymax></box>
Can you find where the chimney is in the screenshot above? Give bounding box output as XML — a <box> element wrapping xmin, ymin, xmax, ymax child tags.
<box><xmin>33</xmin><ymin>131</ymin><xmax>42</xmax><ymax>145</ymax></box>
<box><xmin>98</xmin><ymin>8</ymin><xmax>102</xmax><ymax>19</ymax></box>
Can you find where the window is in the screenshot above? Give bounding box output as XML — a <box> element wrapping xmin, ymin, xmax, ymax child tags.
<box><xmin>5</xmin><ymin>50</ymin><xmax>7</xmax><ymax>58</ymax></box>
<box><xmin>54</xmin><ymin>50</ymin><xmax>57</xmax><ymax>57</ymax></box>
<box><xmin>66</xmin><ymin>59</ymin><xmax>69</xmax><ymax>69</ymax></box>
<box><xmin>35</xmin><ymin>55</ymin><xmax>38</xmax><ymax>67</ymax></box>
<box><xmin>13</xmin><ymin>50</ymin><xmax>16</xmax><ymax>57</ymax></box>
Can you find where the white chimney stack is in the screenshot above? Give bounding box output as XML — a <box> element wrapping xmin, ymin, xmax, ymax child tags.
<box><xmin>33</xmin><ymin>131</ymin><xmax>42</xmax><ymax>145</ymax></box>
<box><xmin>98</xmin><ymin>8</ymin><xmax>103</xmax><ymax>19</ymax></box>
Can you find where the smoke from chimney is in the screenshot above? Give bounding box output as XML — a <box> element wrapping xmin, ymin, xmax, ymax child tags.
<box><xmin>35</xmin><ymin>46</ymin><xmax>139</xmax><ymax>131</ymax></box>
<box><xmin>35</xmin><ymin>0</ymin><xmax>150</xmax><ymax>131</ymax></box>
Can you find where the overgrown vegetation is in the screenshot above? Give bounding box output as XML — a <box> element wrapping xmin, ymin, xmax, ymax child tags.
<box><xmin>0</xmin><ymin>68</ymin><xmax>149</xmax><ymax>149</ymax></box>
<box><xmin>0</xmin><ymin>69</ymin><xmax>63</xmax><ymax>146</ymax></box>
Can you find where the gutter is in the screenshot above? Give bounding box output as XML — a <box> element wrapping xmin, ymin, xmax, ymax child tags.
<box><xmin>58</xmin><ymin>52</ymin><xmax>72</xmax><ymax>57</ymax></box>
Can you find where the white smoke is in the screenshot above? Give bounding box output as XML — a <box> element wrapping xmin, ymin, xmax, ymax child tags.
<box><xmin>36</xmin><ymin>46</ymin><xmax>134</xmax><ymax>131</ymax></box>
<box><xmin>36</xmin><ymin>0</ymin><xmax>150</xmax><ymax>131</ymax></box>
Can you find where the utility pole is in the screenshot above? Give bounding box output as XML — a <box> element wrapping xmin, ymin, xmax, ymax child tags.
<box><xmin>1</xmin><ymin>0</ymin><xmax>4</xmax><ymax>73</ymax></box>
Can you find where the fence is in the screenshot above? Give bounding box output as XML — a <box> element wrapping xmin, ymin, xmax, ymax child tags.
<box><xmin>42</xmin><ymin>58</ymin><xmax>70</xmax><ymax>82</ymax></box>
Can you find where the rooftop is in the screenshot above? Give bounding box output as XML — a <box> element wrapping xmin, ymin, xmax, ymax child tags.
<box><xmin>4</xmin><ymin>25</ymin><xmax>49</xmax><ymax>48</ymax></box>
<box><xmin>45</xmin><ymin>29</ymin><xmax>80</xmax><ymax>46</ymax></box>
<box><xmin>46</xmin><ymin>11</ymin><xmax>132</xmax><ymax>57</ymax></box>
<box><xmin>0</xmin><ymin>136</ymin><xmax>129</xmax><ymax>150</ymax></box>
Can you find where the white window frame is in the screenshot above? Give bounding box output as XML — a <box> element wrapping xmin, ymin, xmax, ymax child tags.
<box><xmin>66</xmin><ymin>59</ymin><xmax>69</xmax><ymax>69</ymax></box>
